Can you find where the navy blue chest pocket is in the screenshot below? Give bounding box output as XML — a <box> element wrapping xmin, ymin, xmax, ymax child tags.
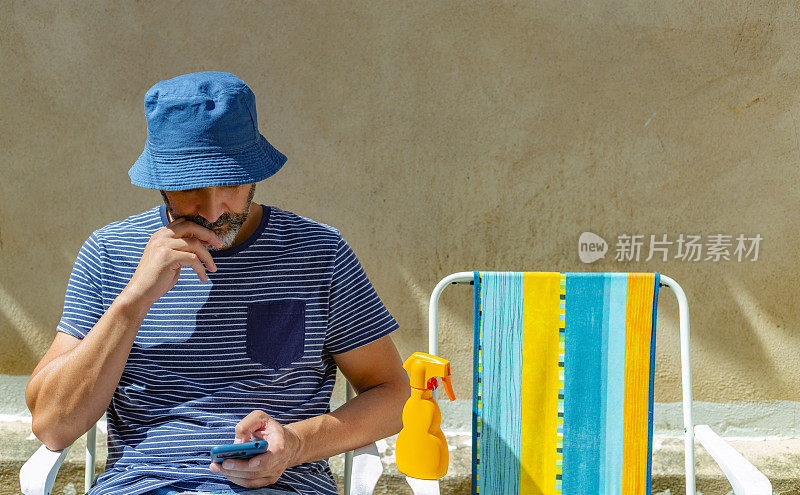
<box><xmin>245</xmin><ymin>300</ymin><xmax>306</xmax><ymax>368</ymax></box>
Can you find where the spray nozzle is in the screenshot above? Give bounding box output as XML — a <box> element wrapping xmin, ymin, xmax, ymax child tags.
<box><xmin>403</xmin><ymin>352</ymin><xmax>456</xmax><ymax>401</ymax></box>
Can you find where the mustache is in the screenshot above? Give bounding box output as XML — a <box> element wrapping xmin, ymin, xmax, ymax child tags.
<box><xmin>183</xmin><ymin>213</ymin><xmax>244</xmax><ymax>229</ymax></box>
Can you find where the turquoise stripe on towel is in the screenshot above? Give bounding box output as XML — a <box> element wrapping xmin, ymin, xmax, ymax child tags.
<box><xmin>478</xmin><ymin>272</ymin><xmax>523</xmax><ymax>494</ymax></box>
<box><xmin>604</xmin><ymin>274</ymin><xmax>628</xmax><ymax>494</ymax></box>
<box><xmin>563</xmin><ymin>274</ymin><xmax>604</xmax><ymax>493</ymax></box>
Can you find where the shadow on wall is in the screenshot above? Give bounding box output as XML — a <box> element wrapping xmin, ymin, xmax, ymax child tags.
<box><xmin>0</xmin><ymin>282</ymin><xmax>44</xmax><ymax>374</ymax></box>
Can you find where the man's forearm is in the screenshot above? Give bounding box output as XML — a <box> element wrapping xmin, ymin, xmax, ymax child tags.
<box><xmin>284</xmin><ymin>380</ymin><xmax>409</xmax><ymax>466</ymax></box>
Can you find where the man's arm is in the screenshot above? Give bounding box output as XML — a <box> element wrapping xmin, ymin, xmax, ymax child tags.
<box><xmin>214</xmin><ymin>334</ymin><xmax>409</xmax><ymax>488</ymax></box>
<box><xmin>25</xmin><ymin>293</ymin><xmax>150</xmax><ymax>451</ymax></box>
<box><xmin>26</xmin><ymin>220</ymin><xmax>224</xmax><ymax>451</ymax></box>
<box><xmin>284</xmin><ymin>334</ymin><xmax>411</xmax><ymax>465</ymax></box>
<box><xmin>219</xmin><ymin>332</ymin><xmax>410</xmax><ymax>486</ymax></box>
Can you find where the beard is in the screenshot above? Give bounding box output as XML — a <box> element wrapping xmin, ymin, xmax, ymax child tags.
<box><xmin>160</xmin><ymin>184</ymin><xmax>256</xmax><ymax>250</ymax></box>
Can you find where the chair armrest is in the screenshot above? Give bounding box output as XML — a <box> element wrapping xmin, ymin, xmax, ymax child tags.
<box><xmin>19</xmin><ymin>443</ymin><xmax>72</xmax><ymax>495</ymax></box>
<box><xmin>695</xmin><ymin>424</ymin><xmax>772</xmax><ymax>495</ymax></box>
<box><xmin>405</xmin><ymin>475</ymin><xmax>441</xmax><ymax>495</ymax></box>
<box><xmin>349</xmin><ymin>442</ymin><xmax>382</xmax><ymax>495</ymax></box>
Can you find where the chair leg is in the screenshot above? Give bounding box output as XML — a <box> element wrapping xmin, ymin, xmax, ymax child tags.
<box><xmin>344</xmin><ymin>449</ymin><xmax>354</xmax><ymax>495</ymax></box>
<box><xmin>85</xmin><ymin>423</ymin><xmax>97</xmax><ymax>493</ymax></box>
<box><xmin>344</xmin><ymin>381</ymin><xmax>355</xmax><ymax>494</ymax></box>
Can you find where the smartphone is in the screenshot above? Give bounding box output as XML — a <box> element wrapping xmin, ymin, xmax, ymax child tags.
<box><xmin>210</xmin><ymin>440</ymin><xmax>269</xmax><ymax>463</ymax></box>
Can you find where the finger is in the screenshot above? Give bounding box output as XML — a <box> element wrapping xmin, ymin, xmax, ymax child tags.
<box><xmin>173</xmin><ymin>251</ymin><xmax>209</xmax><ymax>282</ymax></box>
<box><xmin>224</xmin><ymin>473</ymin><xmax>280</xmax><ymax>489</ymax></box>
<box><xmin>169</xmin><ymin>237</ymin><xmax>218</xmax><ymax>273</ymax></box>
<box><xmin>209</xmin><ymin>461</ymin><xmax>253</xmax><ymax>475</ymax></box>
<box><xmin>219</xmin><ymin>457</ymin><xmax>259</xmax><ymax>473</ymax></box>
<box><xmin>234</xmin><ymin>410</ymin><xmax>271</xmax><ymax>444</ymax></box>
<box><xmin>247</xmin><ymin>451</ymin><xmax>268</xmax><ymax>468</ymax></box>
<box><xmin>209</xmin><ymin>457</ymin><xmax>267</xmax><ymax>473</ymax></box>
<box><xmin>165</xmin><ymin>216</ymin><xmax>186</xmax><ymax>226</ymax></box>
<box><xmin>167</xmin><ymin>220</ymin><xmax>224</xmax><ymax>248</ymax></box>
<box><xmin>213</xmin><ymin>452</ymin><xmax>271</xmax><ymax>472</ymax></box>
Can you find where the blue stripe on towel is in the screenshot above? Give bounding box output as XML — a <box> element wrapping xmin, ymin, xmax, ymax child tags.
<box><xmin>563</xmin><ymin>273</ymin><xmax>604</xmax><ymax>493</ymax></box>
<box><xmin>472</xmin><ymin>271</ymin><xmax>481</xmax><ymax>495</ymax></box>
<box><xmin>645</xmin><ymin>273</ymin><xmax>661</xmax><ymax>495</ymax></box>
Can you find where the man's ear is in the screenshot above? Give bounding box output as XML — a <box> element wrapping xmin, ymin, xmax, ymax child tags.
<box><xmin>160</xmin><ymin>190</ymin><xmax>174</xmax><ymax>222</ymax></box>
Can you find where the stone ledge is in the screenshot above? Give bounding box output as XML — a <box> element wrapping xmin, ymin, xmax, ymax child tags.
<box><xmin>3</xmin><ymin>421</ymin><xmax>798</xmax><ymax>495</ymax></box>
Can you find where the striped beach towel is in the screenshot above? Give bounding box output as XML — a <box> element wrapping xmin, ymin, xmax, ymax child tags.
<box><xmin>472</xmin><ymin>272</ymin><xmax>660</xmax><ymax>495</ymax></box>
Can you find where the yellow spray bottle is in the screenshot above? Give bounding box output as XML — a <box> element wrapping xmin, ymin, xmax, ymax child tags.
<box><xmin>396</xmin><ymin>352</ymin><xmax>456</xmax><ymax>481</ymax></box>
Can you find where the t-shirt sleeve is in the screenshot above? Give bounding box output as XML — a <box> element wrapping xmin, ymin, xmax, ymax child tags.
<box><xmin>56</xmin><ymin>232</ymin><xmax>105</xmax><ymax>340</ymax></box>
<box><xmin>324</xmin><ymin>233</ymin><xmax>399</xmax><ymax>354</ymax></box>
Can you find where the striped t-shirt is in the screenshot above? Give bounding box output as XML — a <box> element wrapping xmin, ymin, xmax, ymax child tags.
<box><xmin>55</xmin><ymin>203</ymin><xmax>400</xmax><ymax>495</ymax></box>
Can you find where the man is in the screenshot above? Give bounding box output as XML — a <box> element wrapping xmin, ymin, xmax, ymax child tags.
<box><xmin>25</xmin><ymin>72</ymin><xmax>410</xmax><ymax>495</ymax></box>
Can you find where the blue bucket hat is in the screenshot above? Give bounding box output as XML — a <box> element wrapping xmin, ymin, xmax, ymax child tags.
<box><xmin>128</xmin><ymin>71</ymin><xmax>287</xmax><ymax>191</ymax></box>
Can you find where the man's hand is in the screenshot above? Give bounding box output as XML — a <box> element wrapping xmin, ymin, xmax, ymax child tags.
<box><xmin>123</xmin><ymin>216</ymin><xmax>224</xmax><ymax>306</ymax></box>
<box><xmin>209</xmin><ymin>410</ymin><xmax>303</xmax><ymax>488</ymax></box>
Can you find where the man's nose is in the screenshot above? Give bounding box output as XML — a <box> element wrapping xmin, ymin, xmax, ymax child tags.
<box><xmin>197</xmin><ymin>189</ymin><xmax>227</xmax><ymax>225</ymax></box>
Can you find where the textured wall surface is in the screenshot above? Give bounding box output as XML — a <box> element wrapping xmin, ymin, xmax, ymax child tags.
<box><xmin>2</xmin><ymin>1</ymin><xmax>800</xmax><ymax>407</ymax></box>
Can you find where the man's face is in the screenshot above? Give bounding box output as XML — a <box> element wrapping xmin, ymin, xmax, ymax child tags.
<box><xmin>160</xmin><ymin>183</ymin><xmax>257</xmax><ymax>250</ymax></box>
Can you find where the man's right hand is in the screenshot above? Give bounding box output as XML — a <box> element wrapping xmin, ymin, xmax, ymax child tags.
<box><xmin>123</xmin><ymin>217</ymin><xmax>224</xmax><ymax>306</ymax></box>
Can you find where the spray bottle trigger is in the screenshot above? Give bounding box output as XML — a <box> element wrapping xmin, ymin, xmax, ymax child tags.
<box><xmin>441</xmin><ymin>375</ymin><xmax>456</xmax><ymax>401</ymax></box>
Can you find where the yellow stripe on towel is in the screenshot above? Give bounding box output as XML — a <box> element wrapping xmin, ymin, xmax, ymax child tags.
<box><xmin>622</xmin><ymin>273</ymin><xmax>656</xmax><ymax>494</ymax></box>
<box><xmin>520</xmin><ymin>272</ymin><xmax>562</xmax><ymax>495</ymax></box>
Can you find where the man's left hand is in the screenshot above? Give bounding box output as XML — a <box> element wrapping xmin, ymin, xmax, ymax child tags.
<box><xmin>209</xmin><ymin>410</ymin><xmax>302</xmax><ymax>488</ymax></box>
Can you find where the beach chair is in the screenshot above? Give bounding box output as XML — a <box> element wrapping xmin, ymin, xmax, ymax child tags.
<box><xmin>417</xmin><ymin>271</ymin><xmax>771</xmax><ymax>495</ymax></box>
<box><xmin>20</xmin><ymin>382</ymin><xmax>382</xmax><ymax>495</ymax></box>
